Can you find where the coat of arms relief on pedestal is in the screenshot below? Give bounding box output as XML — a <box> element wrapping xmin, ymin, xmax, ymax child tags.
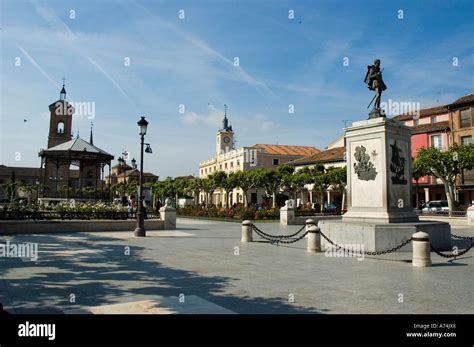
<box><xmin>353</xmin><ymin>145</ymin><xmax>377</xmax><ymax>181</ymax></box>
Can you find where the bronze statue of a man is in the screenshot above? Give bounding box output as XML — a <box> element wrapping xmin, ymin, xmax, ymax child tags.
<box><xmin>364</xmin><ymin>59</ymin><xmax>387</xmax><ymax>118</ymax></box>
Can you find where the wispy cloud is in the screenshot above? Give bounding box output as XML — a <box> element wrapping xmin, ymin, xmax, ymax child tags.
<box><xmin>31</xmin><ymin>0</ymin><xmax>75</xmax><ymax>39</ymax></box>
<box><xmin>86</xmin><ymin>57</ymin><xmax>136</xmax><ymax>107</ymax></box>
<box><xmin>31</xmin><ymin>0</ymin><xmax>135</xmax><ymax>106</ymax></box>
<box><xmin>17</xmin><ymin>45</ymin><xmax>59</xmax><ymax>88</ymax></box>
<box><xmin>130</xmin><ymin>0</ymin><xmax>274</xmax><ymax>95</ymax></box>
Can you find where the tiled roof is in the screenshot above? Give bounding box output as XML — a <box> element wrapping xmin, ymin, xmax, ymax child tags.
<box><xmin>175</xmin><ymin>175</ymin><xmax>194</xmax><ymax>180</ymax></box>
<box><xmin>252</xmin><ymin>144</ymin><xmax>320</xmax><ymax>156</ymax></box>
<box><xmin>449</xmin><ymin>93</ymin><xmax>474</xmax><ymax>108</ymax></box>
<box><xmin>411</xmin><ymin>121</ymin><xmax>450</xmax><ymax>135</ymax></box>
<box><xmin>125</xmin><ymin>169</ymin><xmax>158</xmax><ymax>178</ymax></box>
<box><xmin>393</xmin><ymin>93</ymin><xmax>474</xmax><ymax>121</ymax></box>
<box><xmin>393</xmin><ymin>106</ymin><xmax>449</xmax><ymax>121</ymax></box>
<box><xmin>42</xmin><ymin>137</ymin><xmax>113</xmax><ymax>158</ymax></box>
<box><xmin>289</xmin><ymin>146</ymin><xmax>345</xmax><ymax>166</ymax></box>
<box><xmin>106</xmin><ymin>169</ymin><xmax>158</xmax><ymax>178</ymax></box>
<box><xmin>112</xmin><ymin>163</ymin><xmax>133</xmax><ymax>170</ymax></box>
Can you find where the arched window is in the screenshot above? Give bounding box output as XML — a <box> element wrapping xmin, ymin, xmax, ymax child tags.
<box><xmin>57</xmin><ymin>121</ymin><xmax>65</xmax><ymax>134</ymax></box>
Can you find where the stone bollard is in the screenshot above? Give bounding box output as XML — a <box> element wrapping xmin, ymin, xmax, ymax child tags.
<box><xmin>280</xmin><ymin>201</ymin><xmax>295</xmax><ymax>225</ymax></box>
<box><xmin>307</xmin><ymin>225</ymin><xmax>321</xmax><ymax>253</ymax></box>
<box><xmin>160</xmin><ymin>204</ymin><xmax>176</xmax><ymax>230</ymax></box>
<box><xmin>241</xmin><ymin>220</ymin><xmax>253</xmax><ymax>242</ymax></box>
<box><xmin>305</xmin><ymin>219</ymin><xmax>315</xmax><ymax>238</ymax></box>
<box><xmin>412</xmin><ymin>231</ymin><xmax>431</xmax><ymax>267</ymax></box>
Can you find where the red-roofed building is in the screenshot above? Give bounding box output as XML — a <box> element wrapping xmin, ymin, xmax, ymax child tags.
<box><xmin>393</xmin><ymin>93</ymin><xmax>474</xmax><ymax>208</ymax></box>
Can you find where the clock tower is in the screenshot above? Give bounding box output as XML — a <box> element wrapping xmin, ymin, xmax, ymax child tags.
<box><xmin>216</xmin><ymin>104</ymin><xmax>234</xmax><ymax>155</ymax></box>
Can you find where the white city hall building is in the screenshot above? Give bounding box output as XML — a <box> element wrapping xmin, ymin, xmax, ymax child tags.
<box><xmin>198</xmin><ymin>109</ymin><xmax>319</xmax><ymax>206</ymax></box>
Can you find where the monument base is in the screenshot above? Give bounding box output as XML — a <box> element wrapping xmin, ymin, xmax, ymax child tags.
<box><xmin>342</xmin><ymin>210</ymin><xmax>419</xmax><ymax>224</ymax></box>
<box><xmin>368</xmin><ymin>107</ymin><xmax>386</xmax><ymax>119</ymax></box>
<box><xmin>318</xmin><ymin>220</ymin><xmax>451</xmax><ymax>252</ymax></box>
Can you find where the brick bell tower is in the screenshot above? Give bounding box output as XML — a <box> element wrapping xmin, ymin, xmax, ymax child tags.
<box><xmin>47</xmin><ymin>81</ymin><xmax>74</xmax><ymax>148</ymax></box>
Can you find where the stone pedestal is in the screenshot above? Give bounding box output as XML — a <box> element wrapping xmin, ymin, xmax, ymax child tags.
<box><xmin>343</xmin><ymin>117</ymin><xmax>418</xmax><ymax>223</ymax></box>
<box><xmin>319</xmin><ymin>117</ymin><xmax>451</xmax><ymax>252</ymax></box>
<box><xmin>160</xmin><ymin>205</ymin><xmax>176</xmax><ymax>230</ymax></box>
<box><xmin>319</xmin><ymin>219</ymin><xmax>451</xmax><ymax>252</ymax></box>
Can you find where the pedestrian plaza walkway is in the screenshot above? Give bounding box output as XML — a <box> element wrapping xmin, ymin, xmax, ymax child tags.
<box><xmin>0</xmin><ymin>218</ymin><xmax>472</xmax><ymax>314</ymax></box>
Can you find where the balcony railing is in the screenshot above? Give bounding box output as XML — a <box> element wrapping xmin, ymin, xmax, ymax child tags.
<box><xmin>416</xmin><ymin>210</ymin><xmax>467</xmax><ymax>217</ymax></box>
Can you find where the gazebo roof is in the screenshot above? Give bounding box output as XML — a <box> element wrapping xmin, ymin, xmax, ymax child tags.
<box><xmin>39</xmin><ymin>137</ymin><xmax>114</xmax><ymax>160</ymax></box>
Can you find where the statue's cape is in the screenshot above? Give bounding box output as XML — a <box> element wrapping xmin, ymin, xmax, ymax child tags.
<box><xmin>364</xmin><ymin>66</ymin><xmax>372</xmax><ymax>85</ymax></box>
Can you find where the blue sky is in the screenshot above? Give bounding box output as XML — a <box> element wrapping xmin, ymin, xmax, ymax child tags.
<box><xmin>1</xmin><ymin>0</ymin><xmax>473</xmax><ymax>177</ymax></box>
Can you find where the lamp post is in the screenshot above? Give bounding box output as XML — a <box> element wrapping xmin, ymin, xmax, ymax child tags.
<box><xmin>35</xmin><ymin>179</ymin><xmax>40</xmax><ymax>203</ymax></box>
<box><xmin>135</xmin><ymin>116</ymin><xmax>149</xmax><ymax>237</ymax></box>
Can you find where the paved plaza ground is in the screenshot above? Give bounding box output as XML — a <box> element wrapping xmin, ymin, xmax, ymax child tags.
<box><xmin>0</xmin><ymin>218</ymin><xmax>473</xmax><ymax>314</ymax></box>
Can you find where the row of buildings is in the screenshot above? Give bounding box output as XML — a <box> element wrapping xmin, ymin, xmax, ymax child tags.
<box><xmin>1</xmin><ymin>85</ymin><xmax>473</xmax><ymax>209</ymax></box>
<box><xmin>198</xmin><ymin>93</ymin><xmax>474</xmax><ymax>209</ymax></box>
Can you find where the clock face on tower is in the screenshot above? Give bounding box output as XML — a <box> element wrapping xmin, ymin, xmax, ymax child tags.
<box><xmin>223</xmin><ymin>136</ymin><xmax>231</xmax><ymax>144</ymax></box>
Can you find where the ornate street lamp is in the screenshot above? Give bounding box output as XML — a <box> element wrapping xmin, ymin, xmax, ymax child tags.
<box><xmin>135</xmin><ymin>116</ymin><xmax>149</xmax><ymax>237</ymax></box>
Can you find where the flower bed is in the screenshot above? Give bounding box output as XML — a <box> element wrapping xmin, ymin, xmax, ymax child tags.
<box><xmin>177</xmin><ymin>206</ymin><xmax>279</xmax><ymax>221</ymax></box>
<box><xmin>0</xmin><ymin>201</ymin><xmax>129</xmax><ymax>220</ymax></box>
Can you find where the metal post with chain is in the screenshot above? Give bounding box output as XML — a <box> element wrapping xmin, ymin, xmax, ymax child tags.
<box><xmin>318</xmin><ymin>229</ymin><xmax>413</xmax><ymax>256</ymax></box>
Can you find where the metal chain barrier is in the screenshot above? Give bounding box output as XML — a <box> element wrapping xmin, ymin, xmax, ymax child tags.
<box><xmin>252</xmin><ymin>224</ymin><xmax>306</xmax><ymax>239</ymax></box>
<box><xmin>251</xmin><ymin>224</ymin><xmax>308</xmax><ymax>246</ymax></box>
<box><xmin>451</xmin><ymin>234</ymin><xmax>474</xmax><ymax>241</ymax></box>
<box><xmin>430</xmin><ymin>243</ymin><xmax>473</xmax><ymax>258</ymax></box>
<box><xmin>270</xmin><ymin>231</ymin><xmax>309</xmax><ymax>245</ymax></box>
<box><xmin>318</xmin><ymin>229</ymin><xmax>413</xmax><ymax>256</ymax></box>
<box><xmin>252</xmin><ymin>226</ymin><xmax>283</xmax><ymax>242</ymax></box>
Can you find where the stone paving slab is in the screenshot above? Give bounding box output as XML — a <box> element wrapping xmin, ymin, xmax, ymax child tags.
<box><xmin>0</xmin><ymin>218</ymin><xmax>473</xmax><ymax>314</ymax></box>
<box><xmin>64</xmin><ymin>296</ymin><xmax>235</xmax><ymax>314</ymax></box>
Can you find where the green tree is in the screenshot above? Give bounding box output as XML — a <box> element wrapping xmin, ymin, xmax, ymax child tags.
<box><xmin>412</xmin><ymin>159</ymin><xmax>426</xmax><ymax>209</ymax></box>
<box><xmin>57</xmin><ymin>184</ymin><xmax>70</xmax><ymax>199</ymax></box>
<box><xmin>186</xmin><ymin>178</ymin><xmax>203</xmax><ymax>205</ymax></box>
<box><xmin>255</xmin><ymin>168</ymin><xmax>278</xmax><ymax>208</ymax></box>
<box><xmin>211</xmin><ymin>171</ymin><xmax>228</xmax><ymax>207</ymax></box>
<box><xmin>81</xmin><ymin>186</ymin><xmax>97</xmax><ymax>199</ymax></box>
<box><xmin>173</xmin><ymin>178</ymin><xmax>189</xmax><ymax>204</ymax></box>
<box><xmin>2</xmin><ymin>181</ymin><xmax>18</xmax><ymax>202</ymax></box>
<box><xmin>414</xmin><ymin>143</ymin><xmax>474</xmax><ymax>215</ymax></box>
<box><xmin>225</xmin><ymin>172</ymin><xmax>239</xmax><ymax>207</ymax></box>
<box><xmin>233</xmin><ymin>170</ymin><xmax>254</xmax><ymax>207</ymax></box>
<box><xmin>201</xmin><ymin>174</ymin><xmax>218</xmax><ymax>206</ymax></box>
<box><xmin>326</xmin><ymin>166</ymin><xmax>347</xmax><ymax>210</ymax></box>
<box><xmin>292</xmin><ymin>169</ymin><xmax>311</xmax><ymax>205</ymax></box>
<box><xmin>151</xmin><ymin>180</ymin><xmax>166</xmax><ymax>203</ymax></box>
<box><xmin>306</xmin><ymin>164</ymin><xmax>329</xmax><ymax>213</ymax></box>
